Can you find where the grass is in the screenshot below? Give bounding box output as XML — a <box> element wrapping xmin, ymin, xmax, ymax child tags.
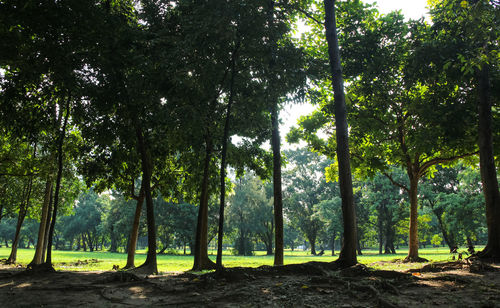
<box><xmin>1</xmin><ymin>246</ymin><xmax>472</xmax><ymax>273</ymax></box>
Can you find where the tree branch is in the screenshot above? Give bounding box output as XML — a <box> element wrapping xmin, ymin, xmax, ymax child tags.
<box><xmin>418</xmin><ymin>151</ymin><xmax>479</xmax><ymax>177</ymax></box>
<box><xmin>382</xmin><ymin>171</ymin><xmax>409</xmax><ymax>192</ymax></box>
<box><xmin>275</xmin><ymin>1</ymin><xmax>324</xmax><ymax>26</ymax></box>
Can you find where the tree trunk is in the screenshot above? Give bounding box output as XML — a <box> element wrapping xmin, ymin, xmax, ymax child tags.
<box><xmin>271</xmin><ymin>102</ymin><xmax>284</xmax><ymax>266</ymax></box>
<box><xmin>266</xmin><ymin>240</ymin><xmax>273</xmax><ymax>255</ymax></box>
<box><xmin>378</xmin><ymin>209</ymin><xmax>384</xmax><ymax>254</ymax></box>
<box><xmin>266</xmin><ymin>0</ymin><xmax>284</xmax><ymax>266</ymax></box>
<box><xmin>405</xmin><ymin>174</ymin><xmax>426</xmax><ymax>262</ymax></box>
<box><xmin>384</xmin><ymin>217</ymin><xmax>396</xmax><ymax>254</ymax></box>
<box><xmin>324</xmin><ymin>0</ymin><xmax>357</xmax><ymax>267</ymax></box>
<box><xmin>193</xmin><ymin>135</ymin><xmax>216</xmax><ymax>271</ymax></box>
<box><xmin>109</xmin><ymin>225</ymin><xmax>118</xmax><ymax>253</ymax></box>
<box><xmin>476</xmin><ymin>65</ymin><xmax>500</xmax><ymax>260</ymax></box>
<box><xmin>216</xmin><ymin>42</ymin><xmax>239</xmax><ymax>270</ymax></box>
<box><xmin>309</xmin><ymin>236</ymin><xmax>317</xmax><ymax>255</ymax></box>
<box><xmin>30</xmin><ymin>179</ymin><xmax>53</xmax><ymax>267</ymax></box>
<box><xmin>41</xmin><ymin>188</ymin><xmax>53</xmax><ymax>263</ymax></box>
<box><xmin>82</xmin><ymin>234</ymin><xmax>87</xmax><ymax>252</ymax></box>
<box><xmin>124</xmin><ymin>184</ymin><xmax>145</xmax><ymax>269</ymax></box>
<box><xmin>133</xmin><ymin>124</ymin><xmax>158</xmax><ymax>274</ymax></box>
<box><xmin>88</xmin><ymin>232</ymin><xmax>94</xmax><ymax>252</ymax></box>
<box><xmin>45</xmin><ymin>99</ymin><xmax>70</xmax><ymax>268</ymax></box>
<box><xmin>357</xmin><ymin>237</ymin><xmax>363</xmax><ymax>256</ymax></box>
<box><xmin>434</xmin><ymin>209</ymin><xmax>456</xmax><ymax>251</ymax></box>
<box><xmin>331</xmin><ymin>230</ymin><xmax>336</xmax><ymax>256</ymax></box>
<box><xmin>6</xmin><ymin>178</ymin><xmax>32</xmax><ymax>264</ymax></box>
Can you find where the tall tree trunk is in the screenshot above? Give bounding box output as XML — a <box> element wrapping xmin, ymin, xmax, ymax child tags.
<box><xmin>45</xmin><ymin>99</ymin><xmax>70</xmax><ymax>268</ymax></box>
<box><xmin>193</xmin><ymin>135</ymin><xmax>216</xmax><ymax>271</ymax></box>
<box><xmin>6</xmin><ymin>177</ymin><xmax>33</xmax><ymax>264</ymax></box>
<box><xmin>405</xmin><ymin>174</ymin><xmax>426</xmax><ymax>262</ymax></box>
<box><xmin>41</xmin><ymin>188</ymin><xmax>53</xmax><ymax>263</ymax></box>
<box><xmin>271</xmin><ymin>103</ymin><xmax>284</xmax><ymax>265</ymax></box>
<box><xmin>324</xmin><ymin>0</ymin><xmax>357</xmax><ymax>267</ymax></box>
<box><xmin>30</xmin><ymin>179</ymin><xmax>53</xmax><ymax>267</ymax></box>
<box><xmin>476</xmin><ymin>65</ymin><xmax>500</xmax><ymax>260</ymax></box>
<box><xmin>124</xmin><ymin>184</ymin><xmax>145</xmax><ymax>269</ymax></box>
<box><xmin>216</xmin><ymin>42</ymin><xmax>239</xmax><ymax>270</ymax></box>
<box><xmin>266</xmin><ymin>0</ymin><xmax>284</xmax><ymax>267</ymax></box>
<box><xmin>133</xmin><ymin>124</ymin><xmax>158</xmax><ymax>274</ymax></box>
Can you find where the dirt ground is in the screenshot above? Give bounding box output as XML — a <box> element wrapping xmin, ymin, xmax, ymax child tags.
<box><xmin>0</xmin><ymin>259</ymin><xmax>499</xmax><ymax>307</ymax></box>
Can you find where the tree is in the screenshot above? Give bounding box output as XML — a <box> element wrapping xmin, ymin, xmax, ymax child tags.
<box><xmin>421</xmin><ymin>163</ymin><xmax>486</xmax><ymax>250</ymax></box>
<box><xmin>283</xmin><ymin>149</ymin><xmax>334</xmax><ymax>255</ymax></box>
<box><xmin>314</xmin><ymin>198</ymin><xmax>342</xmax><ymax>255</ymax></box>
<box><xmin>427</xmin><ymin>0</ymin><xmax>500</xmax><ymax>260</ymax></box>
<box><xmin>293</xmin><ymin>2</ymin><xmax>479</xmax><ymax>262</ymax></box>
<box><xmin>289</xmin><ymin>0</ymin><xmax>359</xmax><ymax>265</ymax></box>
<box><xmin>226</xmin><ymin>174</ymin><xmax>273</xmax><ymax>256</ymax></box>
<box><xmin>361</xmin><ymin>171</ymin><xmax>406</xmax><ymax>254</ymax></box>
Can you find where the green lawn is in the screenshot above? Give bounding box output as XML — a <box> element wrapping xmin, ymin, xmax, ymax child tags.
<box><xmin>0</xmin><ymin>246</ymin><xmax>469</xmax><ymax>273</ymax></box>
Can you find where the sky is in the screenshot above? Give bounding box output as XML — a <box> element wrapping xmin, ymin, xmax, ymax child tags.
<box><xmin>280</xmin><ymin>0</ymin><xmax>430</xmax><ymax>145</ymax></box>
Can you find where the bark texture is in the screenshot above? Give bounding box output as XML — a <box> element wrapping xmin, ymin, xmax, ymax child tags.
<box><xmin>45</xmin><ymin>100</ymin><xmax>70</xmax><ymax>267</ymax></box>
<box><xmin>6</xmin><ymin>178</ymin><xmax>32</xmax><ymax>264</ymax></box>
<box><xmin>324</xmin><ymin>0</ymin><xmax>357</xmax><ymax>267</ymax></box>
<box><xmin>30</xmin><ymin>179</ymin><xmax>53</xmax><ymax>266</ymax></box>
<box><xmin>476</xmin><ymin>65</ymin><xmax>500</xmax><ymax>260</ymax></box>
<box><xmin>216</xmin><ymin>42</ymin><xmax>239</xmax><ymax>270</ymax></box>
<box><xmin>266</xmin><ymin>0</ymin><xmax>284</xmax><ymax>266</ymax></box>
<box><xmin>124</xmin><ymin>184</ymin><xmax>145</xmax><ymax>269</ymax></box>
<box><xmin>133</xmin><ymin>124</ymin><xmax>158</xmax><ymax>274</ymax></box>
<box><xmin>193</xmin><ymin>136</ymin><xmax>216</xmax><ymax>271</ymax></box>
<box><xmin>271</xmin><ymin>102</ymin><xmax>284</xmax><ymax>265</ymax></box>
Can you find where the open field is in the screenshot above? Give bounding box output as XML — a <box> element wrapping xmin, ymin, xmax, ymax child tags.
<box><xmin>0</xmin><ymin>246</ymin><xmax>468</xmax><ymax>272</ymax></box>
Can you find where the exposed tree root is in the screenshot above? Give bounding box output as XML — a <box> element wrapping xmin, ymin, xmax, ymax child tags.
<box><xmin>206</xmin><ymin>261</ymin><xmax>412</xmax><ymax>285</ymax></box>
<box><xmin>4</xmin><ymin>259</ymin><xmax>16</xmax><ymax>265</ymax></box>
<box><xmin>473</xmin><ymin>246</ymin><xmax>500</xmax><ymax>263</ymax></box>
<box><xmin>26</xmin><ymin>262</ymin><xmax>56</xmax><ymax>273</ymax></box>
<box><xmin>130</xmin><ymin>262</ymin><xmax>157</xmax><ymax>276</ymax></box>
<box><xmin>122</xmin><ymin>265</ymin><xmax>135</xmax><ymax>270</ymax></box>
<box><xmin>408</xmin><ymin>261</ymin><xmax>466</xmax><ymax>273</ymax></box>
<box><xmin>98</xmin><ymin>271</ymin><xmax>143</xmax><ymax>283</ymax></box>
<box><xmin>402</xmin><ymin>256</ymin><xmax>428</xmax><ymax>263</ymax></box>
<box><xmin>191</xmin><ymin>257</ymin><xmax>216</xmax><ymax>271</ymax></box>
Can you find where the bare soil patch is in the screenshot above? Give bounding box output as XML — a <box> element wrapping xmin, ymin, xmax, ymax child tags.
<box><xmin>0</xmin><ymin>260</ymin><xmax>499</xmax><ymax>307</ymax></box>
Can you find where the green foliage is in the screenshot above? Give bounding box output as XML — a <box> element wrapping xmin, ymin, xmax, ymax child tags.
<box><xmin>283</xmin><ymin>148</ymin><xmax>337</xmax><ymax>254</ymax></box>
<box><xmin>226</xmin><ymin>173</ymin><xmax>274</xmax><ymax>255</ymax></box>
<box><xmin>431</xmin><ymin>234</ymin><xmax>443</xmax><ymax>247</ymax></box>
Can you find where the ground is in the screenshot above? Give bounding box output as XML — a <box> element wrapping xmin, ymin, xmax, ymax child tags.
<box><xmin>0</xmin><ymin>259</ymin><xmax>499</xmax><ymax>307</ymax></box>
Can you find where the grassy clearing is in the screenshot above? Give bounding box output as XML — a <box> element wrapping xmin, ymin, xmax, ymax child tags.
<box><xmin>0</xmin><ymin>246</ymin><xmax>471</xmax><ymax>273</ymax></box>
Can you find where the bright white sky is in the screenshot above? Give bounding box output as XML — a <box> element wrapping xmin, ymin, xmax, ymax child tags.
<box><xmin>281</xmin><ymin>0</ymin><xmax>430</xmax><ymax>146</ymax></box>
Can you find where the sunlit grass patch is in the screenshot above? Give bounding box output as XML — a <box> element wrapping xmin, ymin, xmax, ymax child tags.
<box><xmin>0</xmin><ymin>246</ymin><xmax>480</xmax><ymax>273</ymax></box>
